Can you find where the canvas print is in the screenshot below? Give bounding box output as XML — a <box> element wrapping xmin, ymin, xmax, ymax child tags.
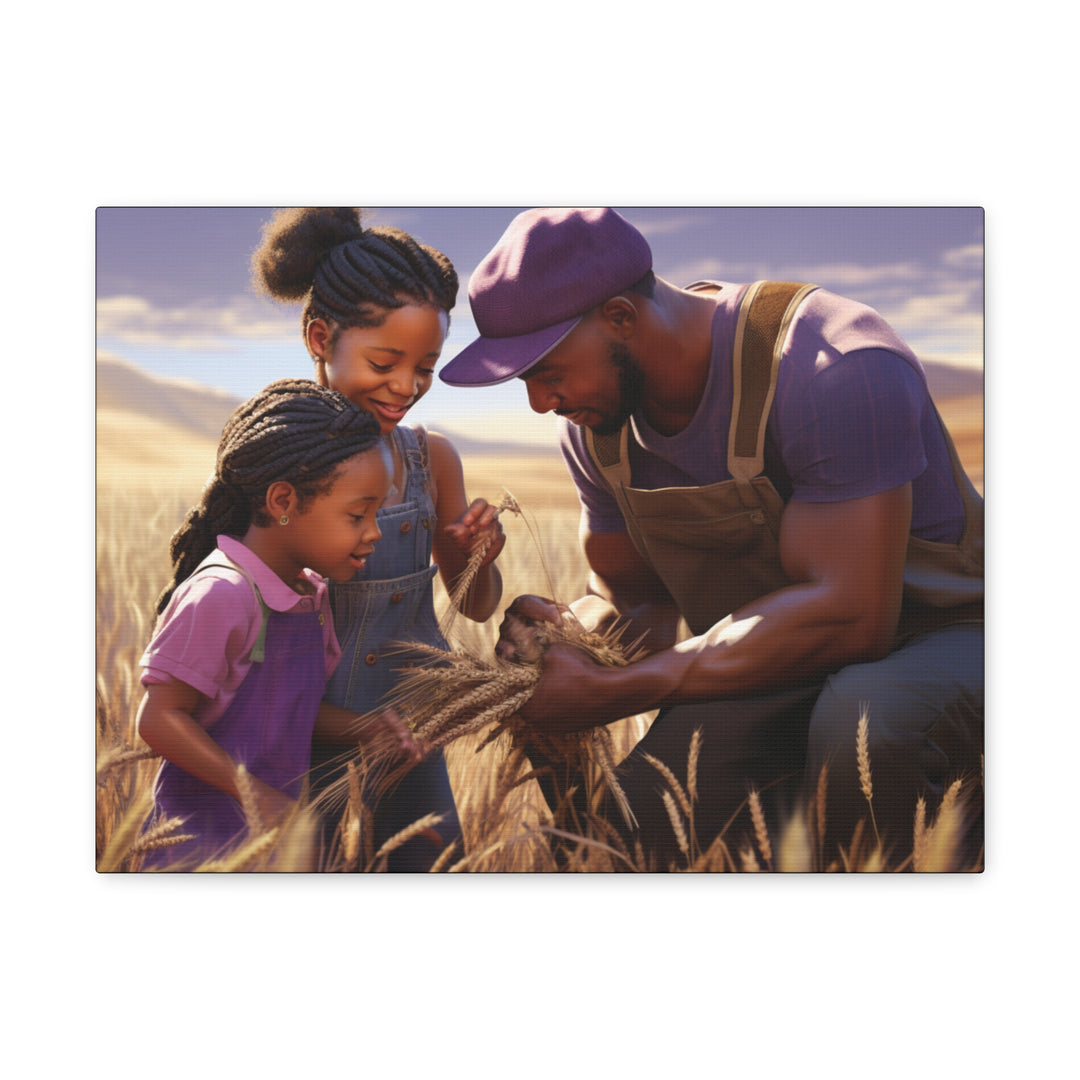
<box><xmin>96</xmin><ymin>206</ymin><xmax>984</xmax><ymax>872</ymax></box>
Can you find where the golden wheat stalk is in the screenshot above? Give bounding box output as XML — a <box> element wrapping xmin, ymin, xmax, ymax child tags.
<box><xmin>919</xmin><ymin>779</ymin><xmax>966</xmax><ymax>872</ymax></box>
<box><xmin>98</xmin><ymin>788</ymin><xmax>155</xmax><ymax>873</ymax></box>
<box><xmin>128</xmin><ymin>815</ymin><xmax>195</xmax><ymax>857</ymax></box>
<box><xmin>815</xmin><ymin>763</ymin><xmax>828</xmax><ymax>856</ymax></box>
<box><xmin>687</xmin><ymin>727</ymin><xmax>702</xmax><ymax>807</ymax></box>
<box><xmin>592</xmin><ymin>728</ymin><xmax>638</xmax><ymax>831</ymax></box>
<box><xmin>748</xmin><ymin>788</ymin><xmax>772</xmax><ymax>868</ymax></box>
<box><xmin>441</xmin><ymin>493</ymin><xmax>522</xmax><ymax>637</ymax></box>
<box><xmin>777</xmin><ymin>813</ymin><xmax>813</xmax><ymax>872</ymax></box>
<box><xmin>96</xmin><ymin>745</ymin><xmax>159</xmax><ymax>780</ymax></box>
<box><xmin>339</xmin><ymin>760</ymin><xmax>363</xmax><ymax>871</ymax></box>
<box><xmin>427</xmin><ymin>837</ymin><xmax>461</xmax><ymax>873</ymax></box>
<box><xmin>912</xmin><ymin>795</ymin><xmax>929</xmax><ymax>872</ymax></box>
<box><xmin>363</xmin><ymin>606</ymin><xmax>643</xmax><ymax>825</ymax></box>
<box><xmin>856</xmin><ymin>708</ymin><xmax>873</xmax><ymax>802</ymax></box>
<box><xmin>235</xmin><ymin>764</ymin><xmax>264</xmax><ymax>836</ymax></box>
<box><xmin>691</xmin><ymin>830</ymin><xmax>734</xmax><ymax>873</ymax></box>
<box><xmin>856</xmin><ymin>705</ymin><xmax>881</xmax><ymax>846</ymax></box>
<box><xmin>644</xmin><ymin>752</ymin><xmax>692</xmax><ymax>820</ymax></box>
<box><xmin>661</xmin><ymin>789</ymin><xmax>690</xmax><ymax>862</ymax></box>
<box><xmin>740</xmin><ymin>846</ymin><xmax>762</xmax><ymax>872</ymax></box>
<box><xmin>368</xmin><ymin>812</ymin><xmax>445</xmax><ymax>872</ymax></box>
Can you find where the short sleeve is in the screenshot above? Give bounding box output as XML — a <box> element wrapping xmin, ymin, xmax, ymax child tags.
<box><xmin>140</xmin><ymin>572</ymin><xmax>261</xmax><ymax>700</ymax></box>
<box><xmin>774</xmin><ymin>347</ymin><xmax>929</xmax><ymax>503</ymax></box>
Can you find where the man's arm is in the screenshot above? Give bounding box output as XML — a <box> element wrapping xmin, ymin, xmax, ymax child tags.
<box><xmin>519</xmin><ymin>483</ymin><xmax>912</xmax><ymax>730</ymax></box>
<box><xmin>568</xmin><ymin>529</ymin><xmax>683</xmax><ymax>654</ymax></box>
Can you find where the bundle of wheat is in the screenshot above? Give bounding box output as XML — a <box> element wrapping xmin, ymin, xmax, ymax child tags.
<box><xmin>371</xmin><ymin>601</ymin><xmax>645</xmax><ymax>832</ymax></box>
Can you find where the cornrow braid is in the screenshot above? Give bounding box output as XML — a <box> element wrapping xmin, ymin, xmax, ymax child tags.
<box><xmin>251</xmin><ymin>208</ymin><xmax>458</xmax><ymax>349</ymax></box>
<box><xmin>155</xmin><ymin>379</ymin><xmax>381</xmax><ymax>615</ymax></box>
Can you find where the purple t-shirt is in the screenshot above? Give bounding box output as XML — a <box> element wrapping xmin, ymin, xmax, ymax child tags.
<box><xmin>560</xmin><ymin>283</ymin><xmax>966</xmax><ymax>543</ymax></box>
<box><xmin>140</xmin><ymin>535</ymin><xmax>341</xmax><ymax>731</ymax></box>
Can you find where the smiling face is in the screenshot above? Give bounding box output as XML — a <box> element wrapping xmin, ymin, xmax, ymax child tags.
<box><xmin>313</xmin><ymin>304</ymin><xmax>449</xmax><ymax>434</ymax></box>
<box><xmin>519</xmin><ymin>321</ymin><xmax>646</xmax><ymax>436</ymax></box>
<box><xmin>287</xmin><ymin>449</ymin><xmax>390</xmax><ymax>582</ymax></box>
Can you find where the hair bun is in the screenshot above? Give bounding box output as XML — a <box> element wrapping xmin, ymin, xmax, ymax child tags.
<box><xmin>251</xmin><ymin>208</ymin><xmax>366</xmax><ymax>302</ymax></box>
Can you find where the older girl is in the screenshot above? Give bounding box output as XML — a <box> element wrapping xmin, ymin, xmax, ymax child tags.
<box><xmin>252</xmin><ymin>208</ymin><xmax>504</xmax><ymax>870</ymax></box>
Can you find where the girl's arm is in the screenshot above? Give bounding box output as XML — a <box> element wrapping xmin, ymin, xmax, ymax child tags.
<box><xmin>136</xmin><ymin>678</ymin><xmax>297</xmax><ymax>824</ymax></box>
<box><xmin>426</xmin><ymin>430</ymin><xmax>504</xmax><ymax>623</ymax></box>
<box><xmin>314</xmin><ymin>701</ymin><xmax>421</xmax><ymax>764</ymax></box>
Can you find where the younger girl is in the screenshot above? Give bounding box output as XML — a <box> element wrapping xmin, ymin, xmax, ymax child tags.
<box><xmin>137</xmin><ymin>379</ymin><xmax>403</xmax><ymax>869</ymax></box>
<box><xmin>252</xmin><ymin>208</ymin><xmax>505</xmax><ymax>870</ymax></box>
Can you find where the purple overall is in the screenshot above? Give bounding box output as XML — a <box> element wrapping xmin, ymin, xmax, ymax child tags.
<box><xmin>142</xmin><ymin>583</ymin><xmax>326</xmax><ymax>870</ymax></box>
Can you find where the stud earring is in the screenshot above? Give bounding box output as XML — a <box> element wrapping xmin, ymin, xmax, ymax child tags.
<box><xmin>279</xmin><ymin>514</ymin><xmax>289</xmax><ymax>526</ymax></box>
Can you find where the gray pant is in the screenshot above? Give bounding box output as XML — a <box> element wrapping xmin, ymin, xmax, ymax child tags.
<box><xmin>533</xmin><ymin>623</ymin><xmax>983</xmax><ymax>870</ymax></box>
<box><xmin>805</xmin><ymin>622</ymin><xmax>984</xmax><ymax>865</ymax></box>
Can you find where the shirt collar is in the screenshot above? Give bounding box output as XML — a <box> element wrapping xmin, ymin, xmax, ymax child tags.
<box><xmin>216</xmin><ymin>535</ymin><xmax>328</xmax><ymax>613</ymax></box>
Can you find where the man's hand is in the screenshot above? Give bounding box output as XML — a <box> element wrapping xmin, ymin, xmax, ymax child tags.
<box><xmin>495</xmin><ymin>594</ymin><xmax>569</xmax><ymax>664</ymax></box>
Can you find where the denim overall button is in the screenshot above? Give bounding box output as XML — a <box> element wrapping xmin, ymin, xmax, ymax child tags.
<box><xmin>400</xmin><ymin>521</ymin><xmax>411</xmax><ymax>533</ymax></box>
<box><xmin>365</xmin><ymin>653</ymin><xmax>378</xmax><ymax>665</ymax></box>
<box><xmin>318</xmin><ymin>613</ymin><xmax>325</xmax><ymax>625</ymax></box>
<box><xmin>391</xmin><ymin>593</ymin><xmax>403</xmax><ymax>603</ymax></box>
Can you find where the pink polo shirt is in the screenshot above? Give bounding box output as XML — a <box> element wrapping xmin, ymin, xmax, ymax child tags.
<box><xmin>140</xmin><ymin>535</ymin><xmax>341</xmax><ymax>731</ymax></box>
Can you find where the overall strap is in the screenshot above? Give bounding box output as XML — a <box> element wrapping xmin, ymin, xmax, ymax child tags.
<box><xmin>403</xmin><ymin>423</ymin><xmax>429</xmax><ymax>470</ymax></box>
<box><xmin>727</xmin><ymin>281</ymin><xmax>818</xmax><ymax>497</ymax></box>
<box><xmin>192</xmin><ymin>551</ymin><xmax>271</xmax><ymax>663</ymax></box>
<box><xmin>585</xmin><ymin>281</ymin><xmax>818</xmax><ymax>494</ymax></box>
<box><xmin>586</xmin><ymin>421</ymin><xmax>632</xmax><ymax>491</ymax></box>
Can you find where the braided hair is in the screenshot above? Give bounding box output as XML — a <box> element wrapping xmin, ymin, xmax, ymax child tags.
<box><xmin>155</xmin><ymin>378</ymin><xmax>382</xmax><ymax>615</ymax></box>
<box><xmin>251</xmin><ymin>207</ymin><xmax>458</xmax><ymax>355</ymax></box>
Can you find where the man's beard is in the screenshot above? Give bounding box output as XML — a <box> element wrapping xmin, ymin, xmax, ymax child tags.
<box><xmin>593</xmin><ymin>343</ymin><xmax>645</xmax><ymax>436</ymax></box>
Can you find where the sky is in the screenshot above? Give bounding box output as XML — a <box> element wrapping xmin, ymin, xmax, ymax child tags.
<box><xmin>96</xmin><ymin>206</ymin><xmax>983</xmax><ymax>446</ymax></box>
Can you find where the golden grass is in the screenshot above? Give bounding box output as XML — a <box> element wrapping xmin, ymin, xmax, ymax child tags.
<box><xmin>96</xmin><ymin>402</ymin><xmax>984</xmax><ymax>873</ymax></box>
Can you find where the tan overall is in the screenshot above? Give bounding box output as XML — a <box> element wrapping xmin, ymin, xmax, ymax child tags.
<box><xmin>584</xmin><ymin>280</ymin><xmax>984</xmax><ymax>647</ymax></box>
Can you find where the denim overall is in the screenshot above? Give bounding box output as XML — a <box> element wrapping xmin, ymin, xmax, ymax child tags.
<box><xmin>143</xmin><ymin>561</ymin><xmax>326</xmax><ymax>870</ymax></box>
<box><xmin>312</xmin><ymin>425</ymin><xmax>462</xmax><ymax>871</ymax></box>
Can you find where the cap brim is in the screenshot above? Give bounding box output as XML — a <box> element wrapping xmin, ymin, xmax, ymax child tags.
<box><xmin>438</xmin><ymin>315</ymin><xmax>581</xmax><ymax>387</ymax></box>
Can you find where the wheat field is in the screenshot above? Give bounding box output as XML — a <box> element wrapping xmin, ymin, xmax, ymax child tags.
<box><xmin>96</xmin><ymin>395</ymin><xmax>983</xmax><ymax>872</ymax></box>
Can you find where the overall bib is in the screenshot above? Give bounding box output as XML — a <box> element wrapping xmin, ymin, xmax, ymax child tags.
<box><xmin>583</xmin><ymin>282</ymin><xmax>985</xmax><ymax>863</ymax></box>
<box><xmin>143</xmin><ymin>556</ymin><xmax>326</xmax><ymax>870</ymax></box>
<box><xmin>312</xmin><ymin>424</ymin><xmax>461</xmax><ymax>871</ymax></box>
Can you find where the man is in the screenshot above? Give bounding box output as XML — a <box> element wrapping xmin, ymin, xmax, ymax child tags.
<box><xmin>439</xmin><ymin>208</ymin><xmax>983</xmax><ymax>868</ymax></box>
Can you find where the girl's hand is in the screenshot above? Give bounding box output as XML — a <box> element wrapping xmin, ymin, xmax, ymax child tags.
<box><xmin>443</xmin><ymin>498</ymin><xmax>506</xmax><ymax>569</ymax></box>
<box><xmin>357</xmin><ymin>707</ymin><xmax>423</xmax><ymax>766</ymax></box>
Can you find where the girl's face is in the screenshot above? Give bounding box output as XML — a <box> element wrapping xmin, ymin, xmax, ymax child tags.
<box><xmin>287</xmin><ymin>450</ymin><xmax>390</xmax><ymax>582</ymax></box>
<box><xmin>316</xmin><ymin>304</ymin><xmax>449</xmax><ymax>435</ymax></box>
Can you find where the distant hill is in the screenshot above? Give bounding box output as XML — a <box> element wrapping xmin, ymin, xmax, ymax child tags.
<box><xmin>920</xmin><ymin>359</ymin><xmax>984</xmax><ymax>403</ymax></box>
<box><xmin>96</xmin><ymin>351</ymin><xmax>982</xmax><ymax>450</ymax></box>
<box><xmin>95</xmin><ymin>353</ymin><xmax>557</xmax><ymax>456</ymax></box>
<box><xmin>97</xmin><ymin>352</ymin><xmax>243</xmax><ymax>442</ymax></box>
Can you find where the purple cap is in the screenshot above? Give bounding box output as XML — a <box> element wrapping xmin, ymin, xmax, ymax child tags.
<box><xmin>439</xmin><ymin>207</ymin><xmax>652</xmax><ymax>387</ymax></box>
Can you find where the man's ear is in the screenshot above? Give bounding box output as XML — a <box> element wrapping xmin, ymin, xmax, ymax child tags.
<box><xmin>264</xmin><ymin>480</ymin><xmax>300</xmax><ymax>522</ymax></box>
<box><xmin>600</xmin><ymin>295</ymin><xmax>638</xmax><ymax>338</ymax></box>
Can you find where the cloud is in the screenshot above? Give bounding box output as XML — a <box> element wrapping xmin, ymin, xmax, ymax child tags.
<box><xmin>942</xmin><ymin>243</ymin><xmax>983</xmax><ymax>268</ymax></box>
<box><xmin>632</xmin><ymin>213</ymin><xmax>710</xmax><ymax>239</ymax></box>
<box><xmin>660</xmin><ymin>245</ymin><xmax>983</xmax><ymax>367</ymax></box>
<box><xmin>96</xmin><ymin>295</ymin><xmax>296</xmax><ymax>350</ymax></box>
